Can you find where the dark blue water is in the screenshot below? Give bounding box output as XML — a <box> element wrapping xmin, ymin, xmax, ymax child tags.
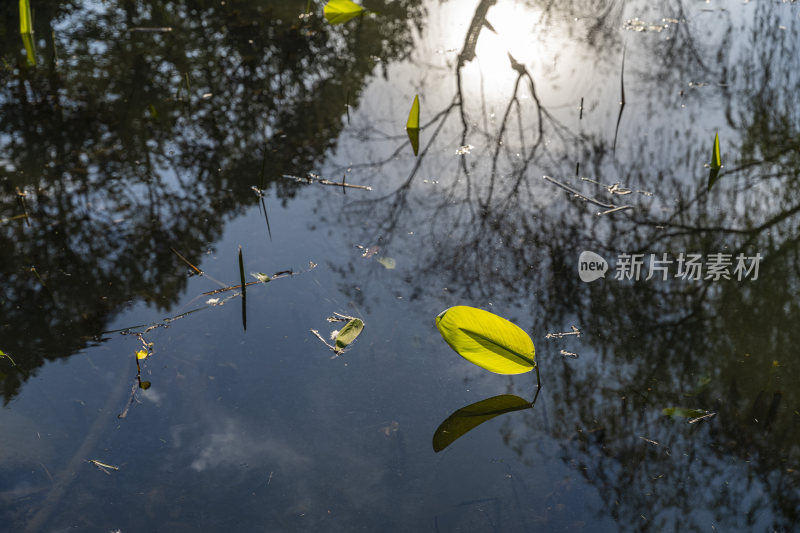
<box><xmin>2</xmin><ymin>1</ymin><xmax>798</xmax><ymax>531</ymax></box>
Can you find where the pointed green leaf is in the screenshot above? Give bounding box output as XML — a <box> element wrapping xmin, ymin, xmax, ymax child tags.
<box><xmin>19</xmin><ymin>0</ymin><xmax>33</xmax><ymax>35</ymax></box>
<box><xmin>335</xmin><ymin>318</ymin><xmax>364</xmax><ymax>351</ymax></box>
<box><xmin>435</xmin><ymin>306</ymin><xmax>535</xmax><ymax>374</ymax></box>
<box><xmin>710</xmin><ymin>132</ymin><xmax>721</xmax><ymax>169</ymax></box>
<box><xmin>406</xmin><ymin>95</ymin><xmax>420</xmax><ymax>130</ymax></box>
<box><xmin>406</xmin><ymin>95</ymin><xmax>420</xmax><ymax>155</ymax></box>
<box><xmin>323</xmin><ymin>0</ymin><xmax>364</xmax><ymax>25</ymax></box>
<box><xmin>433</xmin><ymin>394</ymin><xmax>532</xmax><ymax>452</ymax></box>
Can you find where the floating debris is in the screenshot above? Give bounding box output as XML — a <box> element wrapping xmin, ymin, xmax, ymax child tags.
<box><xmin>357</xmin><ymin>245</ymin><xmax>380</xmax><ymax>258</ymax></box>
<box><xmin>376</xmin><ymin>256</ymin><xmax>396</xmax><ymax>269</ymax></box>
<box><xmin>543</xmin><ymin>176</ymin><xmax>634</xmax><ymax>216</ymax></box>
<box><xmin>128</xmin><ymin>27</ymin><xmax>173</xmax><ymax>33</ymax></box>
<box><xmin>559</xmin><ymin>350</ymin><xmax>579</xmax><ymax>359</ymax></box>
<box><xmin>312</xmin><ymin>313</ymin><xmax>365</xmax><ymax>357</ymax></box>
<box><xmin>623</xmin><ymin>18</ymin><xmax>675</xmax><ymax>32</ymax></box>
<box><xmin>86</xmin><ymin>459</ymin><xmax>119</xmax><ymax>475</ymax></box>
<box><xmin>663</xmin><ymin>407</ymin><xmax>716</xmax><ymax>423</ymax></box>
<box><xmin>282</xmin><ymin>173</ymin><xmax>371</xmax><ymax>191</ymax></box>
<box><xmin>546</xmin><ymin>326</ymin><xmax>581</xmax><ymax>339</ymax></box>
<box><xmin>455</xmin><ymin>144</ymin><xmax>474</xmax><ymax>155</ymax></box>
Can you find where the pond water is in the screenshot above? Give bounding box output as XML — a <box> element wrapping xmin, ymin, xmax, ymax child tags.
<box><xmin>2</xmin><ymin>1</ymin><xmax>799</xmax><ymax>531</ymax></box>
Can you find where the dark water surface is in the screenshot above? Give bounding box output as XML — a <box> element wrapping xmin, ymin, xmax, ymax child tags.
<box><xmin>2</xmin><ymin>1</ymin><xmax>799</xmax><ymax>531</ymax></box>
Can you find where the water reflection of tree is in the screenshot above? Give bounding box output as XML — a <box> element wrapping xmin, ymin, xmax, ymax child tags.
<box><xmin>340</xmin><ymin>1</ymin><xmax>799</xmax><ymax>530</ymax></box>
<box><xmin>0</xmin><ymin>0</ymin><xmax>425</xmax><ymax>402</ymax></box>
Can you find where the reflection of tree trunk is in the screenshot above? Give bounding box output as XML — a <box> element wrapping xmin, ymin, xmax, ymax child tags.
<box><xmin>458</xmin><ymin>0</ymin><xmax>497</xmax><ymax>67</ymax></box>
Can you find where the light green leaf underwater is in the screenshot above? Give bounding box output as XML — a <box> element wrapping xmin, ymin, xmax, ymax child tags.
<box><xmin>435</xmin><ymin>306</ymin><xmax>535</xmax><ymax>375</ymax></box>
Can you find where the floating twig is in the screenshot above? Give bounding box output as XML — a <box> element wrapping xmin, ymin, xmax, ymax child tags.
<box><xmin>128</xmin><ymin>27</ymin><xmax>173</xmax><ymax>33</ymax></box>
<box><xmin>543</xmin><ymin>176</ymin><xmax>633</xmax><ymax>215</ymax></box>
<box><xmin>688</xmin><ymin>412</ymin><xmax>716</xmax><ymax>424</ymax></box>
<box><xmin>545</xmin><ymin>326</ymin><xmax>581</xmax><ymax>339</ymax></box>
<box><xmin>282</xmin><ymin>173</ymin><xmax>372</xmax><ymax>191</ymax></box>
<box><xmin>170</xmin><ymin>247</ymin><xmax>203</xmax><ymax>275</ymax></box>
<box><xmin>201</xmin><ymin>270</ymin><xmax>294</xmax><ymax>295</ymax></box>
<box><xmin>86</xmin><ymin>459</ymin><xmax>119</xmax><ymax>475</ymax></box>
<box><xmin>597</xmin><ymin>205</ymin><xmax>634</xmax><ymax>216</ymax></box>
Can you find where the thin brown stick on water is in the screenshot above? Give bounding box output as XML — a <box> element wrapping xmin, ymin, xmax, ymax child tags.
<box><xmin>170</xmin><ymin>247</ymin><xmax>227</xmax><ymax>287</ymax></box>
<box><xmin>170</xmin><ymin>247</ymin><xmax>203</xmax><ymax>275</ymax></box>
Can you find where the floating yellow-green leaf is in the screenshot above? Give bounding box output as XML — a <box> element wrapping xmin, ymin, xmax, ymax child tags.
<box><xmin>19</xmin><ymin>0</ymin><xmax>33</xmax><ymax>35</ymax></box>
<box><xmin>376</xmin><ymin>256</ymin><xmax>396</xmax><ymax>269</ymax></box>
<box><xmin>662</xmin><ymin>407</ymin><xmax>708</xmax><ymax>419</ymax></box>
<box><xmin>323</xmin><ymin>0</ymin><xmax>364</xmax><ymax>25</ymax></box>
<box><xmin>335</xmin><ymin>318</ymin><xmax>364</xmax><ymax>351</ymax></box>
<box><xmin>436</xmin><ymin>306</ymin><xmax>537</xmax><ymax>379</ymax></box>
<box><xmin>406</xmin><ymin>94</ymin><xmax>420</xmax><ymax>155</ymax></box>
<box><xmin>433</xmin><ymin>394</ymin><xmax>532</xmax><ymax>452</ymax></box>
<box><xmin>136</xmin><ymin>349</ymin><xmax>148</xmax><ymax>360</ymax></box>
